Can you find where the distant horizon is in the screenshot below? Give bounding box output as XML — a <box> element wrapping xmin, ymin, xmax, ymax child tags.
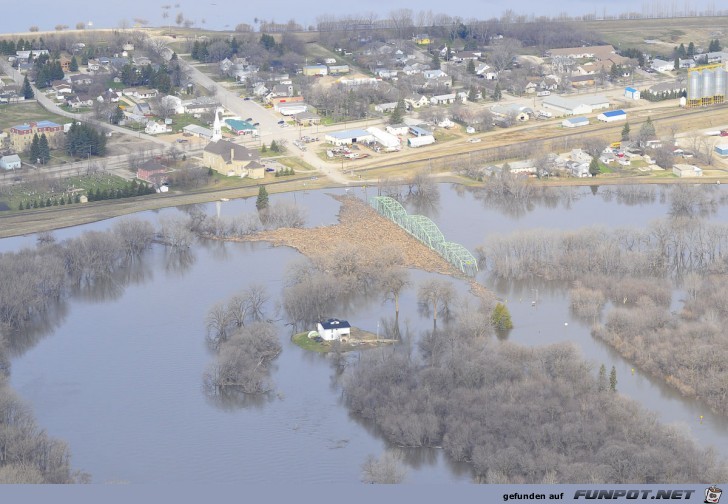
<box><xmin>1</xmin><ymin>0</ymin><xmax>726</xmax><ymax>35</ymax></box>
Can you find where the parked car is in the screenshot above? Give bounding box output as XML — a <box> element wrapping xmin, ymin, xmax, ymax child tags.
<box><xmin>245</xmin><ymin>117</ymin><xmax>252</xmax><ymax>122</ymax></box>
<box><xmin>277</xmin><ymin>120</ymin><xmax>285</xmax><ymax>125</ymax></box>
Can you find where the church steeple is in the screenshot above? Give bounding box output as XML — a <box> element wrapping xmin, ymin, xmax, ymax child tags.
<box><xmin>211</xmin><ymin>107</ymin><xmax>222</xmax><ymax>142</ymax></box>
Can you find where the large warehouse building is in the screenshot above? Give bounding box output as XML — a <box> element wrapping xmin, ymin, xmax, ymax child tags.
<box><xmin>325</xmin><ymin>129</ymin><xmax>375</xmax><ymax>146</ymax></box>
<box><xmin>542</xmin><ymin>95</ymin><xmax>610</xmax><ymax>116</ymax></box>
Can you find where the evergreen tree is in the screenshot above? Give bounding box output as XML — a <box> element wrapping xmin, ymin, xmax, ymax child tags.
<box><xmin>18</xmin><ymin>201</ymin><xmax>24</xmax><ymax>211</ymax></box>
<box><xmin>493</xmin><ymin>82</ymin><xmax>502</xmax><ymax>101</ymax></box>
<box><xmin>466</xmin><ymin>59</ymin><xmax>475</xmax><ymax>74</ymax></box>
<box><xmin>431</xmin><ymin>53</ymin><xmax>440</xmax><ymax>70</ymax></box>
<box><xmin>468</xmin><ymin>86</ymin><xmax>478</xmax><ymax>102</ymax></box>
<box><xmin>30</xmin><ymin>133</ymin><xmax>40</xmax><ymax>162</ymax></box>
<box><xmin>22</xmin><ymin>75</ymin><xmax>34</xmax><ymax>99</ymax></box>
<box><xmin>38</xmin><ymin>133</ymin><xmax>50</xmax><ymax>164</ymax></box>
<box><xmin>60</xmin><ymin>197</ymin><xmax>65</xmax><ymax>205</ymax></box>
<box><xmin>69</xmin><ymin>55</ymin><xmax>78</xmax><ymax>72</ymax></box>
<box><xmin>270</xmin><ymin>140</ymin><xmax>279</xmax><ymax>152</ymax></box>
<box><xmin>261</xmin><ymin>143</ymin><xmax>267</xmax><ymax>153</ymax></box>
<box><xmin>256</xmin><ymin>185</ymin><xmax>269</xmax><ymax>210</ymax></box>
<box><xmin>677</xmin><ymin>43</ymin><xmax>686</xmax><ymax>58</ymax></box>
<box><xmin>621</xmin><ymin>122</ymin><xmax>631</xmax><ymax>141</ymax></box>
<box><xmin>674</xmin><ymin>54</ymin><xmax>680</xmax><ymax>71</ymax></box>
<box><xmin>598</xmin><ymin>364</ymin><xmax>607</xmax><ymax>392</ymax></box>
<box><xmin>110</xmin><ymin>106</ymin><xmax>124</xmax><ymax>125</ymax></box>
<box><xmin>638</xmin><ymin>116</ymin><xmax>656</xmax><ymax>144</ymax></box>
<box><xmin>389</xmin><ymin>99</ymin><xmax>405</xmax><ymax>124</ymax></box>
<box><xmin>610</xmin><ymin>366</ymin><xmax>617</xmax><ymax>392</ymax></box>
<box><xmin>687</xmin><ymin>41</ymin><xmax>695</xmax><ymax>57</ymax></box>
<box><xmin>589</xmin><ymin>157</ymin><xmax>601</xmax><ymax>177</ymax></box>
<box><xmin>490</xmin><ymin>303</ymin><xmax>513</xmax><ymax>331</ymax></box>
<box><xmin>610</xmin><ymin>63</ymin><xmax>620</xmax><ymax>80</ymax></box>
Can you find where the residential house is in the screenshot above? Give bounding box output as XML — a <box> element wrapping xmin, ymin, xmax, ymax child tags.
<box><xmin>182</xmin><ymin>124</ymin><xmax>213</xmax><ymax>140</ymax></box>
<box><xmin>292</xmin><ymin>111</ymin><xmax>321</xmax><ymax>126</ymax></box>
<box><xmin>413</xmin><ymin>35</ymin><xmax>431</xmax><ymax>45</ymax></box>
<box><xmin>375</xmin><ymin>68</ymin><xmax>398</xmax><ymax>79</ymax></box>
<box><xmin>70</xmin><ymin>75</ymin><xmax>94</xmax><ymax>87</ymax></box>
<box><xmin>374</xmin><ymin>102</ymin><xmax>398</xmax><ymax>113</ymax></box>
<box><xmin>136</xmin><ymin>159</ymin><xmax>169</xmax><ymax>184</ymax></box>
<box><xmin>423</xmin><ymin>69</ymin><xmax>447</xmax><ymax>79</ymax></box>
<box><xmin>253</xmin><ymin>83</ymin><xmax>269</xmax><ymax>97</ymax></box>
<box><xmin>0</xmin><ymin>154</ymin><xmax>21</xmax><ymax>170</ymax></box>
<box><xmin>272</xmin><ymin>83</ymin><xmax>294</xmax><ymax>97</ymax></box>
<box><xmin>566</xmin><ymin>160</ymin><xmax>590</xmax><ymax>177</ymax></box>
<box><xmin>203</xmin><ymin>139</ymin><xmax>263</xmax><ymax>178</ymax></box>
<box><xmin>651</xmin><ymin>58</ymin><xmax>674</xmax><ymax>72</ymax></box>
<box><xmin>316</xmin><ymin>318</ymin><xmax>351</xmax><ymax>341</ymax></box>
<box><xmin>87</xmin><ymin>59</ymin><xmax>101</xmax><ymax>72</ymax></box>
<box><xmin>132</xmin><ymin>102</ymin><xmax>153</xmax><ymax>116</ymax></box>
<box><xmin>271</xmin><ymin>96</ymin><xmax>304</xmax><ymax>109</ymax></box>
<box><xmin>570</xmin><ymin>74</ymin><xmax>596</xmax><ymax>88</ymax></box>
<box><xmin>404</xmin><ymin>93</ymin><xmax>429</xmax><ymax>109</ymax></box>
<box><xmin>409</xmin><ymin>125</ymin><xmax>433</xmax><ymax>137</ymax></box>
<box><xmin>386</xmin><ymin>124</ymin><xmax>409</xmax><ymax>136</ymax></box>
<box><xmin>9</xmin><ymin>121</ymin><xmax>63</xmax><ymax>151</ymax></box>
<box><xmin>182</xmin><ymin>96</ymin><xmax>220</xmax><ymax>114</ymax></box>
<box><xmin>132</xmin><ymin>56</ymin><xmax>151</xmax><ymax>67</ymax></box>
<box><xmin>66</xmin><ymin>94</ymin><xmax>94</xmax><ymax>109</ymax></box>
<box><xmin>145</xmin><ymin>121</ymin><xmax>169</xmax><ymax>135</ymax></box>
<box><xmin>430</xmin><ymin>93</ymin><xmax>456</xmax><ymax>105</ymax></box>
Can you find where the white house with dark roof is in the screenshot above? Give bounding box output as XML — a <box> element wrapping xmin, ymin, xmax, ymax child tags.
<box><xmin>316</xmin><ymin>318</ymin><xmax>351</xmax><ymax>341</ymax></box>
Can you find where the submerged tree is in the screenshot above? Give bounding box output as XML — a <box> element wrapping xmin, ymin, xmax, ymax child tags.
<box><xmin>610</xmin><ymin>365</ymin><xmax>618</xmax><ymax>392</ymax></box>
<box><xmin>490</xmin><ymin>302</ymin><xmax>513</xmax><ymax>331</ymax></box>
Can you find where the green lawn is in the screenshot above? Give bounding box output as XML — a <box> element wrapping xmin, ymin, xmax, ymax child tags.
<box><xmin>292</xmin><ymin>332</ymin><xmax>330</xmax><ymax>353</ymax></box>
<box><xmin>0</xmin><ymin>102</ymin><xmax>69</xmax><ymax>130</ymax></box>
<box><xmin>169</xmin><ymin>113</ymin><xmax>209</xmax><ymax>133</ymax></box>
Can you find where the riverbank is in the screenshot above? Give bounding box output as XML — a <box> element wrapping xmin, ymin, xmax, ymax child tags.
<box><xmin>292</xmin><ymin>328</ymin><xmax>396</xmax><ymax>353</ymax></box>
<box><xmin>1</xmin><ymin>172</ymin><xmax>725</xmax><ymax>239</ymax></box>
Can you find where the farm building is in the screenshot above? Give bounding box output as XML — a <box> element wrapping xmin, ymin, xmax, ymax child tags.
<box><xmin>375</xmin><ymin>102</ymin><xmax>398</xmax><ymax>113</ymax></box>
<box><xmin>597</xmin><ymin>110</ymin><xmax>627</xmax><ymax>122</ymax></box>
<box><xmin>562</xmin><ymin>117</ymin><xmax>589</xmax><ymax>128</ymax></box>
<box><xmin>225</xmin><ymin>118</ymin><xmax>258</xmax><ymax>136</ymax></box>
<box><xmin>316</xmin><ymin>319</ymin><xmax>351</xmax><ymax>341</ymax></box>
<box><xmin>324</xmin><ymin>129</ymin><xmax>374</xmax><ymax>146</ymax></box>
<box><xmin>366</xmin><ymin>127</ymin><xmax>400</xmax><ymax>151</ymax></box>
<box><xmin>136</xmin><ymin>159</ymin><xmax>170</xmax><ymax>184</ymax></box>
<box><xmin>673</xmin><ymin>164</ymin><xmax>703</xmax><ymax>177</ymax></box>
<box><xmin>491</xmin><ymin>103</ymin><xmax>533</xmax><ymax>121</ymax></box>
<box><xmin>328</xmin><ymin>65</ymin><xmax>350</xmax><ymax>75</ymax></box>
<box><xmin>624</xmin><ymin>87</ymin><xmax>641</xmax><ymax>100</ymax></box>
<box><xmin>408</xmin><ymin>135</ymin><xmax>435</xmax><ymax>148</ymax></box>
<box><xmin>715</xmin><ymin>144</ymin><xmax>728</xmax><ymax>156</ymax></box>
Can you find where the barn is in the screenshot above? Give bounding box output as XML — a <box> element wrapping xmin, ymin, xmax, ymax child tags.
<box><xmin>316</xmin><ymin>319</ymin><xmax>351</xmax><ymax>341</ymax></box>
<box><xmin>597</xmin><ymin>110</ymin><xmax>627</xmax><ymax>122</ymax></box>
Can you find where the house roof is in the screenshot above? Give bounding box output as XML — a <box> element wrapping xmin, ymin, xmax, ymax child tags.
<box><xmin>138</xmin><ymin>159</ymin><xmax>167</xmax><ymax>171</ymax></box>
<box><xmin>1</xmin><ymin>154</ymin><xmax>21</xmax><ymax>163</ymax></box>
<box><xmin>319</xmin><ymin>318</ymin><xmax>351</xmax><ymax>330</ymax></box>
<box><xmin>602</xmin><ymin>109</ymin><xmax>626</xmax><ymax>117</ymax></box>
<box><xmin>204</xmin><ymin>139</ymin><xmax>260</xmax><ymax>163</ymax></box>
<box><xmin>565</xmin><ymin>117</ymin><xmax>589</xmax><ymax>124</ymax></box>
<box><xmin>225</xmin><ymin>119</ymin><xmax>256</xmax><ymax>131</ymax></box>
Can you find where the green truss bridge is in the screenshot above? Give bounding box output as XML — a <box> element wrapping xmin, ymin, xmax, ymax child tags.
<box><xmin>370</xmin><ymin>196</ymin><xmax>479</xmax><ymax>277</ymax></box>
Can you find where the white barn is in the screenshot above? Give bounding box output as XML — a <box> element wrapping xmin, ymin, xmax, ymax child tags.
<box><xmin>316</xmin><ymin>319</ymin><xmax>351</xmax><ymax>341</ymax></box>
<box><xmin>0</xmin><ymin>154</ymin><xmax>21</xmax><ymax>170</ymax></box>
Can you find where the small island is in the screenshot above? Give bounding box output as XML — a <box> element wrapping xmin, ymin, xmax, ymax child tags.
<box><xmin>293</xmin><ymin>319</ymin><xmax>396</xmax><ymax>353</ymax></box>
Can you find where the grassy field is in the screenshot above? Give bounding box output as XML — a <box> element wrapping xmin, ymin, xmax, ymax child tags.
<box><xmin>0</xmin><ymin>173</ymin><xmax>138</xmax><ymax>211</ymax></box>
<box><xmin>585</xmin><ymin>16</ymin><xmax>728</xmax><ymax>54</ymax></box>
<box><xmin>0</xmin><ymin>102</ymin><xmax>69</xmax><ymax>130</ymax></box>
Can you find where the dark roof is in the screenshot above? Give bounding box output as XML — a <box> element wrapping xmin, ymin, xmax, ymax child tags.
<box><xmin>138</xmin><ymin>159</ymin><xmax>167</xmax><ymax>171</ymax></box>
<box><xmin>319</xmin><ymin>318</ymin><xmax>351</xmax><ymax>330</ymax></box>
<box><xmin>203</xmin><ymin>139</ymin><xmax>260</xmax><ymax>164</ymax></box>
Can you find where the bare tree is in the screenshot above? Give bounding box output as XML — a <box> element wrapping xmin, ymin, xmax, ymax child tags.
<box><xmin>361</xmin><ymin>451</ymin><xmax>407</xmax><ymax>484</ymax></box>
<box><xmin>418</xmin><ymin>279</ymin><xmax>456</xmax><ymax>330</ymax></box>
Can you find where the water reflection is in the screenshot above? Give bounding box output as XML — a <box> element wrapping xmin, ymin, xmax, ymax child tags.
<box><xmin>6</xmin><ymin>302</ymin><xmax>69</xmax><ymax>357</ymax></box>
<box><xmin>204</xmin><ymin>386</ymin><xmax>277</xmax><ymax>412</ymax></box>
<box><xmin>164</xmin><ymin>249</ymin><xmax>196</xmax><ymax>274</ymax></box>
